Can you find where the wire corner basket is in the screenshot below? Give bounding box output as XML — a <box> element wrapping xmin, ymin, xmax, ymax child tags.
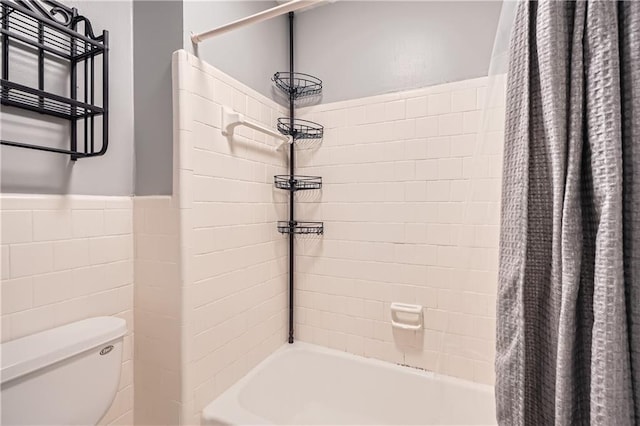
<box><xmin>277</xmin><ymin>221</ymin><xmax>324</xmax><ymax>235</ymax></box>
<box><xmin>272</xmin><ymin>71</ymin><xmax>322</xmax><ymax>99</ymax></box>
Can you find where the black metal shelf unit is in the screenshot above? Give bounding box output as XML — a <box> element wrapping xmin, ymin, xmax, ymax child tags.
<box><xmin>276</xmin><ymin>12</ymin><xmax>324</xmax><ymax>344</ymax></box>
<box><xmin>0</xmin><ymin>0</ymin><xmax>109</xmax><ymax>159</ymax></box>
<box><xmin>274</xmin><ymin>175</ymin><xmax>322</xmax><ymax>191</ymax></box>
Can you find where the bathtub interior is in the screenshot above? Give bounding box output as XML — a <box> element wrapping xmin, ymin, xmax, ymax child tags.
<box><xmin>203</xmin><ymin>343</ymin><xmax>496</xmax><ymax>425</ymax></box>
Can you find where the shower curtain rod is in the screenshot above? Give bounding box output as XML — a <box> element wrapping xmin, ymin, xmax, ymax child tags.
<box><xmin>191</xmin><ymin>0</ymin><xmax>322</xmax><ymax>44</ymax></box>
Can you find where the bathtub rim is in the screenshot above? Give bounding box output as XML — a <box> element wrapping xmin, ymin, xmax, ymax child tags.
<box><xmin>201</xmin><ymin>341</ymin><xmax>495</xmax><ymax>425</ymax></box>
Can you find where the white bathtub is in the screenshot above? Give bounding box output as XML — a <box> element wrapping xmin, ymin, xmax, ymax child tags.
<box><xmin>202</xmin><ymin>343</ymin><xmax>496</xmax><ymax>425</ymax></box>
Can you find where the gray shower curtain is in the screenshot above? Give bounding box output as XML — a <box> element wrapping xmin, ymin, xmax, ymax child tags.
<box><xmin>495</xmin><ymin>1</ymin><xmax>640</xmax><ymax>425</ymax></box>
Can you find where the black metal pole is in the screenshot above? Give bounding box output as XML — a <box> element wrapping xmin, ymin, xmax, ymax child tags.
<box><xmin>38</xmin><ymin>21</ymin><xmax>44</xmax><ymax>110</ymax></box>
<box><xmin>288</xmin><ymin>11</ymin><xmax>295</xmax><ymax>344</ymax></box>
<box><xmin>2</xmin><ymin>3</ymin><xmax>9</xmax><ymax>88</ymax></box>
<box><xmin>83</xmin><ymin>40</ymin><xmax>88</xmax><ymax>154</ymax></box>
<box><xmin>70</xmin><ymin>29</ymin><xmax>78</xmax><ymax>161</ymax></box>
<box><xmin>100</xmin><ymin>31</ymin><xmax>109</xmax><ymax>156</ymax></box>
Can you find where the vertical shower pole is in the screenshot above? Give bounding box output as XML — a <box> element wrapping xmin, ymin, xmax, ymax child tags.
<box><xmin>288</xmin><ymin>11</ymin><xmax>295</xmax><ymax>344</ymax></box>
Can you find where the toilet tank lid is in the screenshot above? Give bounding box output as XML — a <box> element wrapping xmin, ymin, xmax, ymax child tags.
<box><xmin>1</xmin><ymin>316</ymin><xmax>127</xmax><ymax>384</ymax></box>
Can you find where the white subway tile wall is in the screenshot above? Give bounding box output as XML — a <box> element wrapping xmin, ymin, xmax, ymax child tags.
<box><xmin>293</xmin><ymin>76</ymin><xmax>506</xmax><ymax>384</ymax></box>
<box><xmin>0</xmin><ymin>194</ymin><xmax>134</xmax><ymax>425</ymax></box>
<box><xmin>171</xmin><ymin>51</ymin><xmax>290</xmax><ymax>424</ymax></box>
<box><xmin>133</xmin><ymin>196</ymin><xmax>183</xmax><ymax>425</ymax></box>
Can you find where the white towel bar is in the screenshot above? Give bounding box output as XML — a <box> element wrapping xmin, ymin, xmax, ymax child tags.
<box><xmin>221</xmin><ymin>106</ymin><xmax>291</xmax><ymax>152</ymax></box>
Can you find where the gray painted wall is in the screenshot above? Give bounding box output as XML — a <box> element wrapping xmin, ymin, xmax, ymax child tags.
<box><xmin>183</xmin><ymin>1</ymin><xmax>289</xmax><ymax>100</ymax></box>
<box><xmin>296</xmin><ymin>1</ymin><xmax>502</xmax><ymax>103</ymax></box>
<box><xmin>1</xmin><ymin>0</ymin><xmax>135</xmax><ymax>195</ymax></box>
<box><xmin>130</xmin><ymin>1</ymin><xmax>288</xmax><ymax>195</ymax></box>
<box><xmin>133</xmin><ymin>1</ymin><xmax>183</xmax><ymax>195</ymax></box>
<box><xmin>1</xmin><ymin>1</ymin><xmax>501</xmax><ymax>196</ymax></box>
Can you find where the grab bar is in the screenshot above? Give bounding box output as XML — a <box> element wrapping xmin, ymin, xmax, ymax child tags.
<box><xmin>390</xmin><ymin>303</ymin><xmax>423</xmax><ymax>331</ymax></box>
<box><xmin>221</xmin><ymin>106</ymin><xmax>291</xmax><ymax>152</ymax></box>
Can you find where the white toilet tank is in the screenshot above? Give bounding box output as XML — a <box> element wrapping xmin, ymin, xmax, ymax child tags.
<box><xmin>1</xmin><ymin>316</ymin><xmax>127</xmax><ymax>426</ymax></box>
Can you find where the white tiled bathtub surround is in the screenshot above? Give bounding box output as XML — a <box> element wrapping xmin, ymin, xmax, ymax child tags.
<box><xmin>164</xmin><ymin>51</ymin><xmax>504</xmax><ymax>423</ymax></box>
<box><xmin>178</xmin><ymin>50</ymin><xmax>290</xmax><ymax>424</ymax></box>
<box><xmin>293</xmin><ymin>77</ymin><xmax>506</xmax><ymax>384</ymax></box>
<box><xmin>0</xmin><ymin>194</ymin><xmax>134</xmax><ymax>425</ymax></box>
<box><xmin>129</xmin><ymin>50</ymin><xmax>291</xmax><ymax>424</ymax></box>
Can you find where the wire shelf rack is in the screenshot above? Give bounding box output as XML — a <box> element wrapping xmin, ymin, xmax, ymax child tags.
<box><xmin>274</xmin><ymin>175</ymin><xmax>322</xmax><ymax>191</ymax></box>
<box><xmin>277</xmin><ymin>221</ymin><xmax>324</xmax><ymax>235</ymax></box>
<box><xmin>272</xmin><ymin>72</ymin><xmax>322</xmax><ymax>99</ymax></box>
<box><xmin>0</xmin><ymin>0</ymin><xmax>109</xmax><ymax>159</ymax></box>
<box><xmin>277</xmin><ymin>117</ymin><xmax>323</xmax><ymax>140</ymax></box>
<box><xmin>0</xmin><ymin>1</ymin><xmax>106</xmax><ymax>59</ymax></box>
<box><xmin>1</xmin><ymin>79</ymin><xmax>104</xmax><ymax>120</ymax></box>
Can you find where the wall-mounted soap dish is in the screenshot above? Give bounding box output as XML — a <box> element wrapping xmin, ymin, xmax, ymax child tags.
<box><xmin>390</xmin><ymin>303</ymin><xmax>423</xmax><ymax>331</ymax></box>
